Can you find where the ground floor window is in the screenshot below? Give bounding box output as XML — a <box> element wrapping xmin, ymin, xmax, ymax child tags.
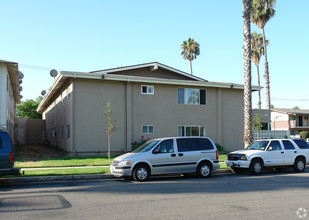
<box><xmin>66</xmin><ymin>125</ymin><xmax>70</xmax><ymax>138</ymax></box>
<box><xmin>178</xmin><ymin>126</ymin><xmax>206</xmax><ymax>137</ymax></box>
<box><xmin>142</xmin><ymin>125</ymin><xmax>154</xmax><ymax>134</ymax></box>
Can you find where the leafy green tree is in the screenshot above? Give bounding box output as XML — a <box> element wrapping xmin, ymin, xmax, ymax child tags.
<box><xmin>251</xmin><ymin>31</ymin><xmax>268</xmax><ymax>109</ymax></box>
<box><xmin>104</xmin><ymin>102</ymin><xmax>117</xmax><ymax>160</ymax></box>
<box><xmin>252</xmin><ymin>114</ymin><xmax>263</xmax><ymax>140</ymax></box>
<box><xmin>181</xmin><ymin>37</ymin><xmax>200</xmax><ymax>75</ymax></box>
<box><xmin>16</xmin><ymin>96</ymin><xmax>43</xmax><ymax>119</ymax></box>
<box><xmin>293</xmin><ymin>106</ymin><xmax>300</xmax><ymax>110</ymax></box>
<box><xmin>250</xmin><ymin>0</ymin><xmax>276</xmax><ymax>110</ymax></box>
<box><xmin>243</xmin><ymin>0</ymin><xmax>253</xmax><ymax>147</ymax></box>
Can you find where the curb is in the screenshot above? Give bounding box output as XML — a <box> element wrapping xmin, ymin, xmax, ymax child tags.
<box><xmin>0</xmin><ymin>169</ymin><xmax>232</xmax><ymax>183</ymax></box>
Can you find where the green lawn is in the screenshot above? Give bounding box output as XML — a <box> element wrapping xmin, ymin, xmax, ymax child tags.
<box><xmin>21</xmin><ymin>167</ymin><xmax>110</xmax><ymax>176</ymax></box>
<box><xmin>15</xmin><ymin>156</ymin><xmax>115</xmax><ymax>168</ymax></box>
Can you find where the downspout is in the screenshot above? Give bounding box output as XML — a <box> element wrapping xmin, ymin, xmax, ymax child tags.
<box><xmin>72</xmin><ymin>77</ymin><xmax>77</xmax><ymax>156</ymax></box>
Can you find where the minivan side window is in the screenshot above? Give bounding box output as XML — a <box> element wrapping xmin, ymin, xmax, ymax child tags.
<box><xmin>153</xmin><ymin>139</ymin><xmax>174</xmax><ymax>153</ymax></box>
<box><xmin>197</xmin><ymin>138</ymin><xmax>214</xmax><ymax>150</ymax></box>
<box><xmin>282</xmin><ymin>140</ymin><xmax>295</xmax><ymax>150</ymax></box>
<box><xmin>293</xmin><ymin>139</ymin><xmax>309</xmax><ymax>149</ymax></box>
<box><xmin>177</xmin><ymin>138</ymin><xmax>213</xmax><ymax>152</ymax></box>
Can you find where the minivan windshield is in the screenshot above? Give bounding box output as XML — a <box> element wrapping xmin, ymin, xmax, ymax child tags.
<box><xmin>132</xmin><ymin>140</ymin><xmax>159</xmax><ymax>153</ymax></box>
<box><xmin>245</xmin><ymin>141</ymin><xmax>269</xmax><ymax>150</ymax></box>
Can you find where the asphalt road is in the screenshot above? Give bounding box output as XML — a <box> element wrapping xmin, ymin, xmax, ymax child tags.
<box><xmin>1</xmin><ymin>170</ymin><xmax>309</xmax><ymax>220</ymax></box>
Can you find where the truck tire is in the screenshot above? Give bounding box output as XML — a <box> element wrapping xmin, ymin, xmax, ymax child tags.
<box><xmin>249</xmin><ymin>159</ymin><xmax>263</xmax><ymax>175</ymax></box>
<box><xmin>294</xmin><ymin>157</ymin><xmax>306</xmax><ymax>173</ymax></box>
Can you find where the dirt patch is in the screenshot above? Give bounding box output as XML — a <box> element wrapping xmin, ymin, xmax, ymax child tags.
<box><xmin>15</xmin><ymin>145</ymin><xmax>67</xmax><ymax>161</ymax></box>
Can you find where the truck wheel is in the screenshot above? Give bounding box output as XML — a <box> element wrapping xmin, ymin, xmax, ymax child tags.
<box><xmin>249</xmin><ymin>159</ymin><xmax>263</xmax><ymax>175</ymax></box>
<box><xmin>133</xmin><ymin>164</ymin><xmax>149</xmax><ymax>182</ymax></box>
<box><xmin>197</xmin><ymin>162</ymin><xmax>212</xmax><ymax>178</ymax></box>
<box><xmin>294</xmin><ymin>157</ymin><xmax>305</xmax><ymax>173</ymax></box>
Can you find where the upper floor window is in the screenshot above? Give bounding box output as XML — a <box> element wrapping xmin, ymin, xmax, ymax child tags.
<box><xmin>178</xmin><ymin>88</ymin><xmax>206</xmax><ymax>105</ymax></box>
<box><xmin>178</xmin><ymin>126</ymin><xmax>206</xmax><ymax>137</ymax></box>
<box><xmin>142</xmin><ymin>125</ymin><xmax>154</xmax><ymax>134</ymax></box>
<box><xmin>141</xmin><ymin>85</ymin><xmax>154</xmax><ymax>95</ymax></box>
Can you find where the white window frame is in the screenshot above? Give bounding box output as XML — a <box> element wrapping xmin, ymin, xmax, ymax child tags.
<box><xmin>178</xmin><ymin>88</ymin><xmax>206</xmax><ymax>105</ymax></box>
<box><xmin>142</xmin><ymin>125</ymin><xmax>154</xmax><ymax>134</ymax></box>
<box><xmin>177</xmin><ymin>125</ymin><xmax>206</xmax><ymax>137</ymax></box>
<box><xmin>141</xmin><ymin>85</ymin><xmax>154</xmax><ymax>95</ymax></box>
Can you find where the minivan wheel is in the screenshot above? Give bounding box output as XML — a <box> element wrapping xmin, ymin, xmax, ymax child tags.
<box><xmin>294</xmin><ymin>157</ymin><xmax>305</xmax><ymax>173</ymax></box>
<box><xmin>197</xmin><ymin>162</ymin><xmax>212</xmax><ymax>178</ymax></box>
<box><xmin>133</xmin><ymin>164</ymin><xmax>149</xmax><ymax>182</ymax></box>
<box><xmin>249</xmin><ymin>159</ymin><xmax>263</xmax><ymax>175</ymax></box>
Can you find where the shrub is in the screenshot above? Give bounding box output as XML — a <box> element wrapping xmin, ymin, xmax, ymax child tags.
<box><xmin>299</xmin><ymin>131</ymin><xmax>309</xmax><ymax>140</ymax></box>
<box><xmin>132</xmin><ymin>139</ymin><xmax>147</xmax><ymax>151</ymax></box>
<box><xmin>215</xmin><ymin>143</ymin><xmax>229</xmax><ymax>154</ymax></box>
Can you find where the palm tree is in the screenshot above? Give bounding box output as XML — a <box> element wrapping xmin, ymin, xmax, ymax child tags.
<box><xmin>251</xmin><ymin>31</ymin><xmax>269</xmax><ymax>109</ymax></box>
<box><xmin>250</xmin><ymin>0</ymin><xmax>276</xmax><ymax>110</ymax></box>
<box><xmin>243</xmin><ymin>0</ymin><xmax>253</xmax><ymax>147</ymax></box>
<box><xmin>181</xmin><ymin>38</ymin><xmax>200</xmax><ymax>75</ymax></box>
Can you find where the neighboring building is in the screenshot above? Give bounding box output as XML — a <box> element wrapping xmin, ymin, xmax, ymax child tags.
<box><xmin>0</xmin><ymin>59</ymin><xmax>21</xmax><ymax>143</ymax></box>
<box><xmin>37</xmin><ymin>62</ymin><xmax>261</xmax><ymax>154</ymax></box>
<box><xmin>252</xmin><ymin>109</ymin><xmax>271</xmax><ymax>130</ymax></box>
<box><xmin>271</xmin><ymin>108</ymin><xmax>309</xmax><ymax>135</ymax></box>
<box><xmin>17</xmin><ymin>118</ymin><xmax>46</xmax><ymax>145</ymax></box>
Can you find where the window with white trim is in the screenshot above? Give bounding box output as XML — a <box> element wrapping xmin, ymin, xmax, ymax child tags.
<box><xmin>141</xmin><ymin>85</ymin><xmax>154</xmax><ymax>95</ymax></box>
<box><xmin>178</xmin><ymin>88</ymin><xmax>206</xmax><ymax>105</ymax></box>
<box><xmin>178</xmin><ymin>126</ymin><xmax>206</xmax><ymax>137</ymax></box>
<box><xmin>142</xmin><ymin>125</ymin><xmax>154</xmax><ymax>134</ymax></box>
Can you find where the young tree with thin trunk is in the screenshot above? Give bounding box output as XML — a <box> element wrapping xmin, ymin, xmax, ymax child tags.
<box><xmin>243</xmin><ymin>0</ymin><xmax>253</xmax><ymax>147</ymax></box>
<box><xmin>250</xmin><ymin>0</ymin><xmax>276</xmax><ymax>110</ymax></box>
<box><xmin>181</xmin><ymin>38</ymin><xmax>200</xmax><ymax>75</ymax></box>
<box><xmin>104</xmin><ymin>102</ymin><xmax>117</xmax><ymax>160</ymax></box>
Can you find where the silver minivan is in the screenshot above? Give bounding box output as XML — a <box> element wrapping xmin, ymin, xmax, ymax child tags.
<box><xmin>110</xmin><ymin>137</ymin><xmax>220</xmax><ymax>181</ymax></box>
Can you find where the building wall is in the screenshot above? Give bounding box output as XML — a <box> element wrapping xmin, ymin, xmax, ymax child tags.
<box><xmin>43</xmin><ymin>81</ymin><xmax>73</xmax><ymax>152</ymax></box>
<box><xmin>271</xmin><ymin>112</ymin><xmax>289</xmax><ymax>130</ymax></box>
<box><xmin>17</xmin><ymin>118</ymin><xmax>46</xmax><ymax>145</ymax></box>
<box><xmin>70</xmin><ymin>78</ymin><xmax>245</xmax><ymax>153</ymax></box>
<box><xmin>0</xmin><ymin>63</ymin><xmax>16</xmax><ymax>141</ymax></box>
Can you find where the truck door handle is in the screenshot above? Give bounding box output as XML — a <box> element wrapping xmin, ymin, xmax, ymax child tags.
<box><xmin>171</xmin><ymin>154</ymin><xmax>176</xmax><ymax>157</ymax></box>
<box><xmin>178</xmin><ymin>153</ymin><xmax>183</xmax><ymax>157</ymax></box>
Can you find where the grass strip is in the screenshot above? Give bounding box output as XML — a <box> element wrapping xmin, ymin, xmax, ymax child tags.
<box><xmin>18</xmin><ymin>167</ymin><xmax>110</xmax><ymax>177</ymax></box>
<box><xmin>15</xmin><ymin>156</ymin><xmax>115</xmax><ymax>168</ymax></box>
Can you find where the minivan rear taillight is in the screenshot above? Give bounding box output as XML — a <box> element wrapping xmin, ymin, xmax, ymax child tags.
<box><xmin>216</xmin><ymin>150</ymin><xmax>218</xmax><ymax>160</ymax></box>
<box><xmin>10</xmin><ymin>152</ymin><xmax>13</xmax><ymax>163</ymax></box>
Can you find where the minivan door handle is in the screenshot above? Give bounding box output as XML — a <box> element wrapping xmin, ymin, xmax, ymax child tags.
<box><xmin>171</xmin><ymin>154</ymin><xmax>176</xmax><ymax>157</ymax></box>
<box><xmin>178</xmin><ymin>153</ymin><xmax>183</xmax><ymax>157</ymax></box>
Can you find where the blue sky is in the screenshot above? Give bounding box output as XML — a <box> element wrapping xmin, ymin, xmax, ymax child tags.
<box><xmin>1</xmin><ymin>0</ymin><xmax>309</xmax><ymax>109</ymax></box>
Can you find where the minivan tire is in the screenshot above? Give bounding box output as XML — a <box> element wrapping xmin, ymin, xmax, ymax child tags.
<box><xmin>133</xmin><ymin>164</ymin><xmax>150</xmax><ymax>182</ymax></box>
<box><xmin>294</xmin><ymin>157</ymin><xmax>306</xmax><ymax>173</ymax></box>
<box><xmin>197</xmin><ymin>162</ymin><xmax>212</xmax><ymax>178</ymax></box>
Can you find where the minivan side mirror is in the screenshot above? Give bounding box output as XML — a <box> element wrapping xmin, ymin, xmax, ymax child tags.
<box><xmin>153</xmin><ymin>148</ymin><xmax>160</xmax><ymax>154</ymax></box>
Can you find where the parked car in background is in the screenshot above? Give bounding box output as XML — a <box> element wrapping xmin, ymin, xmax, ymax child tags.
<box><xmin>225</xmin><ymin>139</ymin><xmax>309</xmax><ymax>175</ymax></box>
<box><xmin>110</xmin><ymin>137</ymin><xmax>220</xmax><ymax>181</ymax></box>
<box><xmin>0</xmin><ymin>131</ymin><xmax>20</xmax><ymax>176</ymax></box>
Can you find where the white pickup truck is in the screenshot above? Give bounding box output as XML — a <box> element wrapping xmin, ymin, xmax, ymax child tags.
<box><xmin>225</xmin><ymin>139</ymin><xmax>309</xmax><ymax>175</ymax></box>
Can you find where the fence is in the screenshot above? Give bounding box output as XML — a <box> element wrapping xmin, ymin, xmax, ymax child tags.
<box><xmin>252</xmin><ymin>130</ymin><xmax>290</xmax><ymax>140</ymax></box>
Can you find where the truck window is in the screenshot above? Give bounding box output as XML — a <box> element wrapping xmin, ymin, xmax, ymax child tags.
<box><xmin>282</xmin><ymin>140</ymin><xmax>295</xmax><ymax>150</ymax></box>
<box><xmin>293</xmin><ymin>139</ymin><xmax>309</xmax><ymax>149</ymax></box>
<box><xmin>268</xmin><ymin>141</ymin><xmax>281</xmax><ymax>150</ymax></box>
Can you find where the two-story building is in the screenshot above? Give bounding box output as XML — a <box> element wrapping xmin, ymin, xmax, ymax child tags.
<box><xmin>37</xmin><ymin>62</ymin><xmax>261</xmax><ymax>154</ymax></box>
<box><xmin>0</xmin><ymin>59</ymin><xmax>21</xmax><ymax>142</ymax></box>
<box><xmin>271</xmin><ymin>108</ymin><xmax>309</xmax><ymax>135</ymax></box>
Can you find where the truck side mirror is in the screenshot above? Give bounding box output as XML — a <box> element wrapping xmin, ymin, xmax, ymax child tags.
<box><xmin>267</xmin><ymin>147</ymin><xmax>273</xmax><ymax>151</ymax></box>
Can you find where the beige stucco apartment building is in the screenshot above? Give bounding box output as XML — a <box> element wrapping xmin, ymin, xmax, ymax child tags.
<box><xmin>37</xmin><ymin>62</ymin><xmax>260</xmax><ymax>154</ymax></box>
<box><xmin>0</xmin><ymin>59</ymin><xmax>21</xmax><ymax>142</ymax></box>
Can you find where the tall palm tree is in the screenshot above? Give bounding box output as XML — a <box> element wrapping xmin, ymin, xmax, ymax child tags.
<box><xmin>243</xmin><ymin>0</ymin><xmax>252</xmax><ymax>147</ymax></box>
<box><xmin>181</xmin><ymin>38</ymin><xmax>200</xmax><ymax>75</ymax></box>
<box><xmin>251</xmin><ymin>31</ymin><xmax>269</xmax><ymax>109</ymax></box>
<box><xmin>250</xmin><ymin>0</ymin><xmax>275</xmax><ymax>110</ymax></box>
